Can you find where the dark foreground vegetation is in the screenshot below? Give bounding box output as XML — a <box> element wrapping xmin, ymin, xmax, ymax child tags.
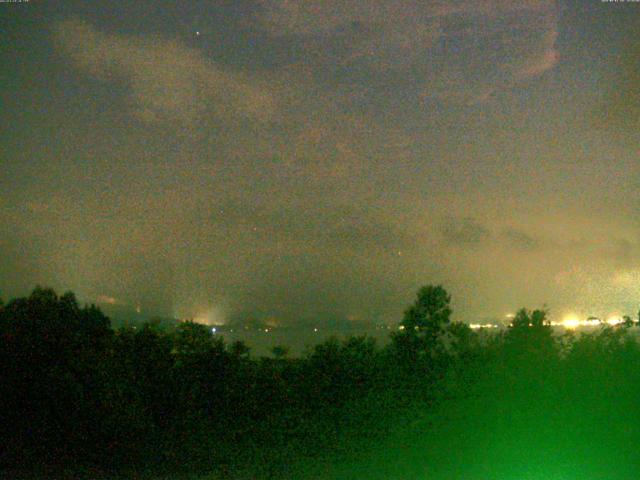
<box><xmin>2</xmin><ymin>286</ymin><xmax>640</xmax><ymax>479</ymax></box>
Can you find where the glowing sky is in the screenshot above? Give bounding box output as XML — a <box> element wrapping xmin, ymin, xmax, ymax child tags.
<box><xmin>1</xmin><ymin>1</ymin><xmax>638</xmax><ymax>326</ymax></box>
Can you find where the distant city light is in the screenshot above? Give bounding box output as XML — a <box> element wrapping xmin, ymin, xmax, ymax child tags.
<box><xmin>606</xmin><ymin>315</ymin><xmax>624</xmax><ymax>326</ymax></box>
<box><xmin>190</xmin><ymin>305</ymin><xmax>227</xmax><ymax>327</ymax></box>
<box><xmin>467</xmin><ymin>313</ymin><xmax>634</xmax><ymax>331</ymax></box>
<box><xmin>97</xmin><ymin>294</ymin><xmax>118</xmax><ymax>305</ymax></box>
<box><xmin>469</xmin><ymin>324</ymin><xmax>498</xmax><ymax>330</ymax></box>
<box><xmin>560</xmin><ymin>314</ymin><xmax>581</xmax><ymax>330</ymax></box>
<box><xmin>548</xmin><ymin>315</ymin><xmax>606</xmax><ymax>329</ymax></box>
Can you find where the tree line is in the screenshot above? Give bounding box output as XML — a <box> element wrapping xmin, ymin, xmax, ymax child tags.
<box><xmin>1</xmin><ymin>285</ymin><xmax>640</xmax><ymax>479</ymax></box>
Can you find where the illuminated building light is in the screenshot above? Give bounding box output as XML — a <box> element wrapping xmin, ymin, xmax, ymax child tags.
<box><xmin>561</xmin><ymin>315</ymin><xmax>581</xmax><ymax>330</ymax></box>
<box><xmin>469</xmin><ymin>324</ymin><xmax>498</xmax><ymax>329</ymax></box>
<box><xmin>606</xmin><ymin>316</ymin><xmax>624</xmax><ymax>326</ymax></box>
<box><xmin>553</xmin><ymin>315</ymin><xmax>604</xmax><ymax>329</ymax></box>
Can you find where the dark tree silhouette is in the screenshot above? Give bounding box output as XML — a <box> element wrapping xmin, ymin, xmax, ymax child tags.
<box><xmin>271</xmin><ymin>344</ymin><xmax>290</xmax><ymax>359</ymax></box>
<box><xmin>401</xmin><ymin>285</ymin><xmax>452</xmax><ymax>339</ymax></box>
<box><xmin>229</xmin><ymin>339</ymin><xmax>251</xmax><ymax>358</ymax></box>
<box><xmin>504</xmin><ymin>307</ymin><xmax>555</xmax><ymax>358</ymax></box>
<box><xmin>4</xmin><ymin>285</ymin><xmax>640</xmax><ymax>480</ymax></box>
<box><xmin>392</xmin><ymin>285</ymin><xmax>453</xmax><ymax>364</ymax></box>
<box><xmin>173</xmin><ymin>320</ymin><xmax>221</xmax><ymax>356</ymax></box>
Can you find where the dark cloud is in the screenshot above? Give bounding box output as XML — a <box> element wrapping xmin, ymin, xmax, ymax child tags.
<box><xmin>501</xmin><ymin>227</ymin><xmax>542</xmax><ymax>251</ymax></box>
<box><xmin>441</xmin><ymin>216</ymin><xmax>491</xmax><ymax>247</ymax></box>
<box><xmin>210</xmin><ymin>202</ymin><xmax>413</xmax><ymax>252</ymax></box>
<box><xmin>258</xmin><ymin>0</ymin><xmax>559</xmax><ymax>102</ymax></box>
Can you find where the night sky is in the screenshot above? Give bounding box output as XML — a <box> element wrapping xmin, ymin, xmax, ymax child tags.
<box><xmin>1</xmin><ymin>1</ymin><xmax>638</xmax><ymax>328</ymax></box>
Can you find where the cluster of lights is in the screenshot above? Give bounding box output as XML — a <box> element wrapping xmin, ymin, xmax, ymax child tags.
<box><xmin>551</xmin><ymin>315</ymin><xmax>629</xmax><ymax>329</ymax></box>
<box><xmin>200</xmin><ymin>315</ymin><xmax>634</xmax><ymax>336</ymax></box>
<box><xmin>469</xmin><ymin>323</ymin><xmax>499</xmax><ymax>330</ymax></box>
<box><xmin>465</xmin><ymin>315</ymin><xmax>633</xmax><ymax>331</ymax></box>
<box><xmin>209</xmin><ymin>326</ymin><xmax>275</xmax><ymax>333</ymax></box>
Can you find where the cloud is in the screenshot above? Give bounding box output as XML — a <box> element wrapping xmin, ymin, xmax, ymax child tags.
<box><xmin>208</xmin><ymin>200</ymin><xmax>414</xmax><ymax>254</ymax></box>
<box><xmin>510</xmin><ymin>30</ymin><xmax>559</xmax><ymax>80</ymax></box>
<box><xmin>501</xmin><ymin>227</ymin><xmax>543</xmax><ymax>251</ymax></box>
<box><xmin>426</xmin><ymin>3</ymin><xmax>559</xmax><ymax>104</ymax></box>
<box><xmin>259</xmin><ymin>1</ymin><xmax>444</xmax><ymax>68</ymax></box>
<box><xmin>258</xmin><ymin>0</ymin><xmax>559</xmax><ymax>103</ymax></box>
<box><xmin>440</xmin><ymin>216</ymin><xmax>491</xmax><ymax>247</ymax></box>
<box><xmin>53</xmin><ymin>19</ymin><xmax>276</xmax><ymax>126</ymax></box>
<box><xmin>258</xmin><ymin>1</ymin><xmax>552</xmax><ymax>37</ymax></box>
